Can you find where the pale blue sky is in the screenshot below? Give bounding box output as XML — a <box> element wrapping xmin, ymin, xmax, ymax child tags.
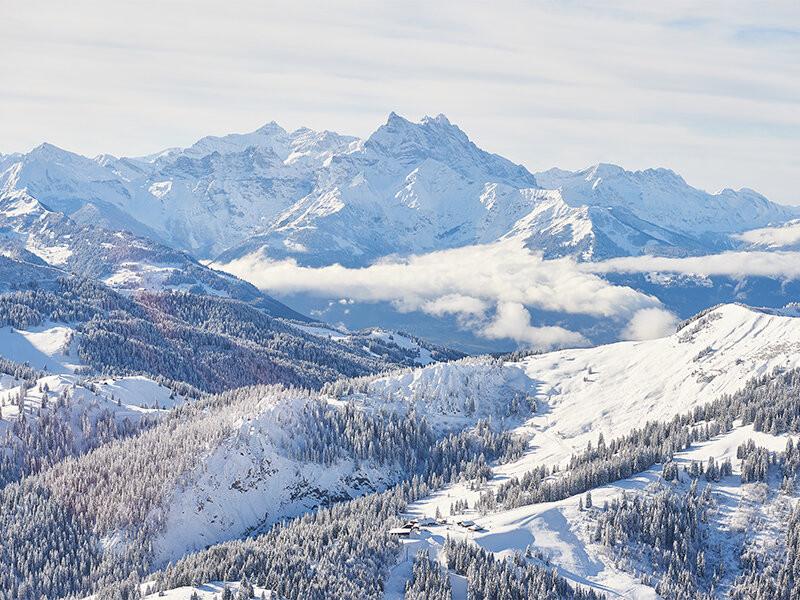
<box><xmin>1</xmin><ymin>1</ymin><xmax>798</xmax><ymax>204</ymax></box>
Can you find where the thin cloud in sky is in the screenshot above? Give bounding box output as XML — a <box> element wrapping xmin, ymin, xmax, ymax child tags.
<box><xmin>586</xmin><ymin>250</ymin><xmax>800</xmax><ymax>280</ymax></box>
<box><xmin>0</xmin><ymin>1</ymin><xmax>797</xmax><ymax>204</ymax></box>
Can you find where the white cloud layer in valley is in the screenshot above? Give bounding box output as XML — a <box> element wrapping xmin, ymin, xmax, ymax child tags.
<box><xmin>218</xmin><ymin>241</ymin><xmax>673</xmax><ymax>348</ymax></box>
<box><xmin>621</xmin><ymin>308</ymin><xmax>680</xmax><ymax>342</ymax></box>
<box><xmin>586</xmin><ymin>250</ymin><xmax>800</xmax><ymax>280</ymax></box>
<box><xmin>733</xmin><ymin>222</ymin><xmax>800</xmax><ymax>248</ymax></box>
<box><xmin>220</xmin><ymin>241</ymin><xmax>800</xmax><ymax>349</ymax></box>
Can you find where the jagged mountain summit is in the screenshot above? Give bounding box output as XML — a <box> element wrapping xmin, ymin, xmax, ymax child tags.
<box><xmin>3</xmin><ymin>113</ymin><xmax>794</xmax><ymax>269</ymax></box>
<box><xmin>0</xmin><ymin>125</ymin><xmax>358</xmax><ymax>258</ymax></box>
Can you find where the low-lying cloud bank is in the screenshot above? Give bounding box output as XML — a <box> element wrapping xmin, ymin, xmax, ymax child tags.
<box><xmin>585</xmin><ymin>250</ymin><xmax>800</xmax><ymax>279</ymax></box>
<box><xmin>621</xmin><ymin>307</ymin><xmax>680</xmax><ymax>342</ymax></box>
<box><xmin>219</xmin><ymin>243</ymin><xmax>800</xmax><ymax>349</ymax></box>
<box><xmin>733</xmin><ymin>222</ymin><xmax>800</xmax><ymax>249</ymax></box>
<box><xmin>218</xmin><ymin>241</ymin><xmax>673</xmax><ymax>349</ymax></box>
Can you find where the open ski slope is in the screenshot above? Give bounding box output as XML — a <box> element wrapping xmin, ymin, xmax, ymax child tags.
<box><xmin>0</xmin><ymin>324</ymin><xmax>81</xmax><ymax>373</ymax></box>
<box><xmin>514</xmin><ymin>303</ymin><xmax>800</xmax><ymax>470</ymax></box>
<box><xmin>390</xmin><ymin>303</ymin><xmax>800</xmax><ymax>597</ymax></box>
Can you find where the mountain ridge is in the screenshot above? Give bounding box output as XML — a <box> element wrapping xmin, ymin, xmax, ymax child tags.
<box><xmin>3</xmin><ymin>113</ymin><xmax>794</xmax><ymax>268</ymax></box>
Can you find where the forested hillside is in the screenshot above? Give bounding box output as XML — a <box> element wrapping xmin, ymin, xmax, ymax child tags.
<box><xmin>0</xmin><ymin>256</ymin><xmax>457</xmax><ymax>392</ymax></box>
<box><xmin>0</xmin><ymin>362</ymin><xmax>529</xmax><ymax>599</ymax></box>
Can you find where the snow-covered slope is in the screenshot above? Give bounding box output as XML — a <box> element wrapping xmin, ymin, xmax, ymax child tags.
<box><xmin>0</xmin><ymin>143</ymin><xmax>165</xmax><ymax>241</ymax></box>
<box><xmin>537</xmin><ymin>164</ymin><xmax>796</xmax><ymax>237</ymax></box>
<box><xmin>0</xmin><ymin>251</ymin><xmax>461</xmax><ymax>398</ymax></box>
<box><xmin>103</xmin><ymin>124</ymin><xmax>358</xmax><ymax>258</ymax></box>
<box><xmin>0</xmin><ymin>355</ymin><xmax>526</xmax><ymax>598</ymax></box>
<box><xmin>0</xmin><ymin>367</ymin><xmax>187</xmax><ymax>486</ymax></box>
<box><xmin>148</xmin><ymin>304</ymin><xmax>800</xmax><ymax>570</ymax></box>
<box><xmin>513</xmin><ymin>303</ymin><xmax>800</xmax><ymax>459</ymax></box>
<box><xmin>150</xmin><ymin>357</ymin><xmax>524</xmax><ymax>564</ymax></box>
<box><xmin>394</xmin><ymin>303</ymin><xmax>800</xmax><ymax>509</ymax></box>
<box><xmin>389</xmin><ymin>303</ymin><xmax>800</xmax><ymax>597</ymax></box>
<box><xmin>0</xmin><ymin>123</ymin><xmax>360</xmax><ymax>259</ymax></box>
<box><xmin>0</xmin><ymin>372</ymin><xmax>183</xmax><ymax>423</ymax></box>
<box><xmin>0</xmin><ymin>323</ymin><xmax>79</xmax><ymax>373</ymax></box>
<box><xmin>292</xmin><ymin>322</ymin><xmax>462</xmax><ymax>366</ymax></box>
<box><xmin>403</xmin><ymin>424</ymin><xmax>798</xmax><ymax>599</ymax></box>
<box><xmin>326</xmin><ymin>357</ymin><xmax>531</xmax><ymax>430</ymax></box>
<box><xmin>150</xmin><ymin>393</ymin><xmax>393</xmax><ymax>564</ymax></box>
<box><xmin>90</xmin><ymin>582</ymin><xmax>274</xmax><ymax>600</ymax></box>
<box><xmin>533</xmin><ymin>164</ymin><xmax>799</xmax><ymax>260</ymax></box>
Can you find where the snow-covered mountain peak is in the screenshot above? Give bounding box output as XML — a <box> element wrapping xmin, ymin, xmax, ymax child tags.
<box><xmin>327</xmin><ymin>357</ymin><xmax>532</xmax><ymax>429</ymax></box>
<box><xmin>367</xmin><ymin>111</ymin><xmax>467</xmax><ymax>153</ymax></box>
<box><xmin>535</xmin><ymin>162</ymin><xmax>798</xmax><ymax>239</ymax></box>
<box><xmin>385</xmin><ymin>110</ymin><xmax>411</xmax><ymax>127</ymax></box>
<box><xmin>675</xmin><ymin>301</ymin><xmax>797</xmax><ymax>337</ymax></box>
<box><xmin>255</xmin><ymin>120</ymin><xmax>283</xmax><ymax>133</ymax></box>
<box><xmin>285</xmin><ymin>127</ymin><xmax>359</xmax><ymax>166</ymax></box>
<box><xmin>136</xmin><ymin>147</ymin><xmax>182</xmax><ymax>164</ymax></box>
<box><xmin>364</xmin><ymin>112</ymin><xmax>536</xmax><ymax>188</ymax></box>
<box><xmin>535</xmin><ymin>166</ymin><xmax>575</xmax><ymax>180</ymax></box>
<box><xmin>0</xmin><ymin>189</ymin><xmax>49</xmax><ymax>217</ymax></box>
<box><xmin>22</xmin><ymin>142</ymin><xmax>94</xmax><ymax>171</ymax></box>
<box><xmin>29</xmin><ymin>141</ymin><xmax>63</xmax><ymax>156</ymax></box>
<box><xmin>3</xmin><ymin>116</ymin><xmax>798</xmax><ymax>269</ymax></box>
<box><xmin>373</xmin><ymin>111</ymin><xmax>463</xmax><ymax>146</ymax></box>
<box><xmin>543</xmin><ymin>162</ymin><xmax>686</xmax><ymax>196</ymax></box>
<box><xmin>583</xmin><ymin>162</ymin><xmax>626</xmax><ymax>181</ymax></box>
<box><xmin>0</xmin><ymin>142</ymin><xmax>137</xmax><ymax>216</ymax></box>
<box><xmin>584</xmin><ymin>163</ymin><xmax>685</xmax><ymax>183</ymax></box>
<box><xmin>180</xmin><ymin>121</ymin><xmax>291</xmax><ymax>161</ymax></box>
<box><xmin>93</xmin><ymin>153</ymin><xmax>119</xmax><ymax>166</ymax></box>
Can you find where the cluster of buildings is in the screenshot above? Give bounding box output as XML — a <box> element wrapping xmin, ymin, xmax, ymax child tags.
<box><xmin>389</xmin><ymin>515</ymin><xmax>484</xmax><ymax>537</ymax></box>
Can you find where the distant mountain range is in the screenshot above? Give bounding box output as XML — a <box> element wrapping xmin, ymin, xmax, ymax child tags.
<box><xmin>3</xmin><ymin>113</ymin><xmax>796</xmax><ymax>265</ymax></box>
<box><xmin>2</xmin><ymin>112</ymin><xmax>798</xmax><ymax>351</ymax></box>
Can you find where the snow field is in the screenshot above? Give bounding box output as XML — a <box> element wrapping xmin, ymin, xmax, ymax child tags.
<box><xmin>390</xmin><ymin>304</ymin><xmax>800</xmax><ymax>597</ymax></box>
